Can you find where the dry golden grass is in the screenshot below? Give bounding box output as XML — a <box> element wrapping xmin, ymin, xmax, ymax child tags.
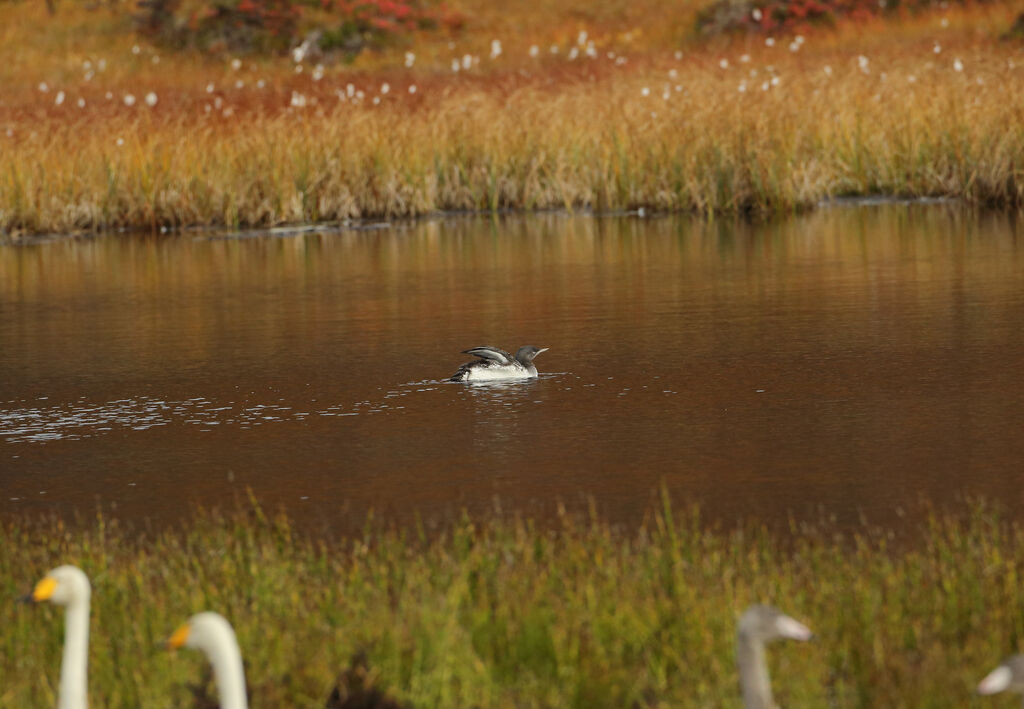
<box><xmin>2</xmin><ymin>1</ymin><xmax>1023</xmax><ymax>234</ymax></box>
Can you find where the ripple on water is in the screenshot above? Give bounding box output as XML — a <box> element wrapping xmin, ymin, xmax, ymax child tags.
<box><xmin>0</xmin><ymin>374</ymin><xmax>571</xmax><ymax>444</ymax></box>
<box><xmin>0</xmin><ymin>396</ymin><xmax>301</xmax><ymax>444</ymax></box>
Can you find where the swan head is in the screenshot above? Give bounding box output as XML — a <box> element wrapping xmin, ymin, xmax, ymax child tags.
<box><xmin>978</xmin><ymin>655</ymin><xmax>1024</xmax><ymax>695</ymax></box>
<box><xmin>168</xmin><ymin>612</ymin><xmax>249</xmax><ymax>709</ymax></box>
<box><xmin>28</xmin><ymin>565</ymin><xmax>91</xmax><ymax>607</ymax></box>
<box><xmin>168</xmin><ymin>611</ymin><xmax>239</xmax><ymax>656</ymax></box>
<box><xmin>738</xmin><ymin>604</ymin><xmax>813</xmax><ymax>644</ymax></box>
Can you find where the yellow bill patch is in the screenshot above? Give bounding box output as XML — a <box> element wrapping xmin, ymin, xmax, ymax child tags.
<box><xmin>167</xmin><ymin>623</ymin><xmax>191</xmax><ymax>650</ymax></box>
<box><xmin>31</xmin><ymin>576</ymin><xmax>57</xmax><ymax>602</ymax></box>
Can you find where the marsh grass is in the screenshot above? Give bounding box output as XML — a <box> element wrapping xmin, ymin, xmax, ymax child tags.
<box><xmin>2</xmin><ymin>499</ymin><xmax>1023</xmax><ymax>707</ymax></box>
<box><xmin>1</xmin><ymin>2</ymin><xmax>1023</xmax><ymax>234</ymax></box>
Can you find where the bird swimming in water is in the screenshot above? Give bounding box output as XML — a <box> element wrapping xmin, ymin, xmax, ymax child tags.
<box><xmin>450</xmin><ymin>345</ymin><xmax>548</xmax><ymax>382</ymax></box>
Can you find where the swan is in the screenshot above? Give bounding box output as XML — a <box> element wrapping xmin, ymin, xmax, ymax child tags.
<box><xmin>26</xmin><ymin>565</ymin><xmax>91</xmax><ymax>709</ymax></box>
<box><xmin>168</xmin><ymin>612</ymin><xmax>411</xmax><ymax>709</ymax></box>
<box><xmin>168</xmin><ymin>612</ymin><xmax>248</xmax><ymax>709</ymax></box>
<box><xmin>736</xmin><ymin>604</ymin><xmax>813</xmax><ymax>709</ymax></box>
<box><xmin>978</xmin><ymin>655</ymin><xmax>1024</xmax><ymax>698</ymax></box>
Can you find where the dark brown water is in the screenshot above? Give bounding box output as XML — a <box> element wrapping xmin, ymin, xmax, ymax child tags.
<box><xmin>2</xmin><ymin>206</ymin><xmax>1022</xmax><ymax>533</ymax></box>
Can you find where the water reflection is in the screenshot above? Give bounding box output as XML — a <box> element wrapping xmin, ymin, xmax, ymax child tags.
<box><xmin>455</xmin><ymin>375</ymin><xmax>547</xmax><ymax>451</ymax></box>
<box><xmin>1</xmin><ymin>206</ymin><xmax>1022</xmax><ymax>532</ymax></box>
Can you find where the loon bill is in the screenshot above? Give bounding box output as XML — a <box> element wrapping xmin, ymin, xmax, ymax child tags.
<box><xmin>450</xmin><ymin>345</ymin><xmax>549</xmax><ymax>382</ymax></box>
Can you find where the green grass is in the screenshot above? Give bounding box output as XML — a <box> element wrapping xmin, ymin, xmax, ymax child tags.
<box><xmin>2</xmin><ymin>499</ymin><xmax>1023</xmax><ymax>707</ymax></box>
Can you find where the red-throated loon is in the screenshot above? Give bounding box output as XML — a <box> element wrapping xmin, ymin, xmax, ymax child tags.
<box><xmin>450</xmin><ymin>345</ymin><xmax>549</xmax><ymax>382</ymax></box>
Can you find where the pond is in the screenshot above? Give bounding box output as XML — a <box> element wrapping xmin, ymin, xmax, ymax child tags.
<box><xmin>2</xmin><ymin>205</ymin><xmax>1022</xmax><ymax>534</ymax></box>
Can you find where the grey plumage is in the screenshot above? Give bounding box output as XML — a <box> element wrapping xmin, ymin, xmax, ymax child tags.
<box><xmin>450</xmin><ymin>345</ymin><xmax>548</xmax><ymax>382</ymax></box>
<box><xmin>736</xmin><ymin>605</ymin><xmax>813</xmax><ymax>709</ymax></box>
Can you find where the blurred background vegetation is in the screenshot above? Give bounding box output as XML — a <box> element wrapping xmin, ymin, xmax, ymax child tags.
<box><xmin>11</xmin><ymin>0</ymin><xmax>1016</xmax><ymax>59</ymax></box>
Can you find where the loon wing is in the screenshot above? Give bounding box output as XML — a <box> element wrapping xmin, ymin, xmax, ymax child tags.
<box><xmin>462</xmin><ymin>346</ymin><xmax>513</xmax><ymax>365</ymax></box>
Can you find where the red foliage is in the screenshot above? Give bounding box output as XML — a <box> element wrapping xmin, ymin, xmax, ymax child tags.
<box><xmin>699</xmin><ymin>0</ymin><xmax>982</xmax><ymax>35</ymax></box>
<box><xmin>137</xmin><ymin>0</ymin><xmax>460</xmax><ymax>53</ymax></box>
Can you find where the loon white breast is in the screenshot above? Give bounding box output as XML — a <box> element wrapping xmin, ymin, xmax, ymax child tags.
<box><xmin>450</xmin><ymin>345</ymin><xmax>549</xmax><ymax>383</ymax></box>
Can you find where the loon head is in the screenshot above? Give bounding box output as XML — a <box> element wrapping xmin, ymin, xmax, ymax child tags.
<box><xmin>515</xmin><ymin>346</ymin><xmax>549</xmax><ymax>363</ymax></box>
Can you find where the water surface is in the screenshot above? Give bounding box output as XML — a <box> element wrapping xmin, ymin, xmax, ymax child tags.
<box><xmin>2</xmin><ymin>207</ymin><xmax>1022</xmax><ymax>532</ymax></box>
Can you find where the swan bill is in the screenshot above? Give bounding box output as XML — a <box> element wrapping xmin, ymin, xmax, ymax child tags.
<box><xmin>774</xmin><ymin>614</ymin><xmax>813</xmax><ymax>642</ymax></box>
<box><xmin>31</xmin><ymin>575</ymin><xmax>58</xmax><ymax>602</ymax></box>
<box><xmin>168</xmin><ymin>623</ymin><xmax>191</xmax><ymax>650</ymax></box>
<box><xmin>977</xmin><ymin>665</ymin><xmax>1013</xmax><ymax>695</ymax></box>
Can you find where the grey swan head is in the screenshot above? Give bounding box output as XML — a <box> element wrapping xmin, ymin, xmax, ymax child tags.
<box><xmin>736</xmin><ymin>604</ymin><xmax>813</xmax><ymax>709</ymax></box>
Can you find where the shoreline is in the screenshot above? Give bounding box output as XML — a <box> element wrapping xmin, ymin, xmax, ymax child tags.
<box><xmin>0</xmin><ymin>195</ymin><xmax>977</xmax><ymax>246</ymax></box>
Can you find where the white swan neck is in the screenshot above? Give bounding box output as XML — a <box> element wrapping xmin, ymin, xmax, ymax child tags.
<box><xmin>737</xmin><ymin>634</ymin><xmax>774</xmax><ymax>709</ymax></box>
<box><xmin>59</xmin><ymin>595</ymin><xmax>90</xmax><ymax>709</ymax></box>
<box><xmin>207</xmin><ymin>629</ymin><xmax>248</xmax><ymax>709</ymax></box>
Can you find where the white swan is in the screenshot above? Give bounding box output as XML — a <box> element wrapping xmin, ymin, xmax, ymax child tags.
<box><xmin>978</xmin><ymin>655</ymin><xmax>1024</xmax><ymax>697</ymax></box>
<box><xmin>168</xmin><ymin>611</ymin><xmax>249</xmax><ymax>709</ymax></box>
<box><xmin>27</xmin><ymin>565</ymin><xmax>92</xmax><ymax>709</ymax></box>
<box><xmin>736</xmin><ymin>605</ymin><xmax>813</xmax><ymax>709</ymax></box>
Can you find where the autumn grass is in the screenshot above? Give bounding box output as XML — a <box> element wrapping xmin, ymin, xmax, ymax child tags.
<box><xmin>1</xmin><ymin>499</ymin><xmax>1023</xmax><ymax>707</ymax></box>
<box><xmin>2</xmin><ymin>2</ymin><xmax>1024</xmax><ymax>234</ymax></box>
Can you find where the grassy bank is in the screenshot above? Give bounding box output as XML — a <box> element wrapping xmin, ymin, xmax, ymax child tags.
<box><xmin>1</xmin><ymin>2</ymin><xmax>1023</xmax><ymax>235</ymax></box>
<box><xmin>1</xmin><ymin>500</ymin><xmax>1023</xmax><ymax>707</ymax></box>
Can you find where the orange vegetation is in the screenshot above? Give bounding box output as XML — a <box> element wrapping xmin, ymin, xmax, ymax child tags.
<box><xmin>1</xmin><ymin>1</ymin><xmax>1022</xmax><ymax>234</ymax></box>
